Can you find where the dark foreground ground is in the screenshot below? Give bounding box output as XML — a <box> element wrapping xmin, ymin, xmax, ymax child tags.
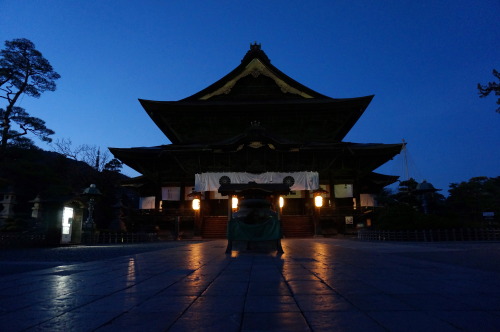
<box><xmin>1</xmin><ymin>239</ymin><xmax>500</xmax><ymax>331</ymax></box>
<box><xmin>0</xmin><ymin>242</ymin><xmax>203</xmax><ymax>276</ymax></box>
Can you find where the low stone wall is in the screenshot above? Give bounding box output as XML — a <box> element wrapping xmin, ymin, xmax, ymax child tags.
<box><xmin>358</xmin><ymin>228</ymin><xmax>500</xmax><ymax>242</ymax></box>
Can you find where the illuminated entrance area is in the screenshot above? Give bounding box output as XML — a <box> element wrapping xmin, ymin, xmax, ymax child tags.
<box><xmin>61</xmin><ymin>207</ymin><xmax>74</xmax><ymax>244</ymax></box>
<box><xmin>59</xmin><ymin>203</ymin><xmax>84</xmax><ymax>244</ymax></box>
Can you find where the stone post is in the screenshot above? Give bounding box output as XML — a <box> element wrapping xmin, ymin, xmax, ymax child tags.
<box><xmin>0</xmin><ymin>191</ymin><xmax>16</xmax><ymax>220</ymax></box>
<box><xmin>31</xmin><ymin>195</ymin><xmax>43</xmax><ymax>219</ymax></box>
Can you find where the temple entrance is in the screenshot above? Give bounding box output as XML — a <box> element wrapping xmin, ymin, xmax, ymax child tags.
<box><xmin>201</xmin><ymin>216</ymin><xmax>228</xmax><ymax>238</ymax></box>
<box><xmin>200</xmin><ymin>215</ymin><xmax>315</xmax><ymax>239</ymax></box>
<box><xmin>281</xmin><ymin>215</ymin><xmax>314</xmax><ymax>238</ymax></box>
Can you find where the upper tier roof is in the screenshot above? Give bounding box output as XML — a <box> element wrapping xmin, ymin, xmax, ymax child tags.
<box><xmin>140</xmin><ymin>43</ymin><xmax>374</xmax><ymax>144</ymax></box>
<box><xmin>183</xmin><ymin>43</ymin><xmax>329</xmax><ymax>101</ymax></box>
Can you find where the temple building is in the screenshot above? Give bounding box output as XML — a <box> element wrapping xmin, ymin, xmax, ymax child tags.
<box><xmin>110</xmin><ymin>44</ymin><xmax>402</xmax><ymax>238</ymax></box>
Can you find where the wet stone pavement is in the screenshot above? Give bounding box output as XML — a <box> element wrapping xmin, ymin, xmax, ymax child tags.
<box><xmin>1</xmin><ymin>239</ymin><xmax>500</xmax><ymax>331</ymax></box>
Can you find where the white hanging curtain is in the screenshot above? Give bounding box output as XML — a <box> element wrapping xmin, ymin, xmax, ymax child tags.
<box><xmin>162</xmin><ymin>187</ymin><xmax>181</xmax><ymax>201</ymax></box>
<box><xmin>360</xmin><ymin>193</ymin><xmax>376</xmax><ymax>207</ymax></box>
<box><xmin>194</xmin><ymin>172</ymin><xmax>319</xmax><ymax>192</ymax></box>
<box><xmin>334</xmin><ymin>184</ymin><xmax>353</xmax><ymax>198</ymax></box>
<box><xmin>139</xmin><ymin>196</ymin><xmax>155</xmax><ymax>209</ymax></box>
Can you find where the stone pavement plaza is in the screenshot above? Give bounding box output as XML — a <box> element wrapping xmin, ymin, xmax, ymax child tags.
<box><xmin>1</xmin><ymin>239</ymin><xmax>500</xmax><ymax>332</ymax></box>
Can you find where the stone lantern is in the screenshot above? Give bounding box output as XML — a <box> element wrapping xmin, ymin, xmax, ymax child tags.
<box><xmin>82</xmin><ymin>184</ymin><xmax>102</xmax><ymax>231</ymax></box>
<box><xmin>0</xmin><ymin>190</ymin><xmax>16</xmax><ymax>220</ymax></box>
<box><xmin>415</xmin><ymin>180</ymin><xmax>440</xmax><ymax>214</ymax></box>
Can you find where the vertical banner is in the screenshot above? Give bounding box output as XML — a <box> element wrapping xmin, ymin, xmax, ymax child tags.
<box><xmin>334</xmin><ymin>184</ymin><xmax>353</xmax><ymax>198</ymax></box>
<box><xmin>360</xmin><ymin>194</ymin><xmax>376</xmax><ymax>207</ymax></box>
<box><xmin>139</xmin><ymin>196</ymin><xmax>155</xmax><ymax>209</ymax></box>
<box><xmin>162</xmin><ymin>187</ymin><xmax>181</xmax><ymax>201</ymax></box>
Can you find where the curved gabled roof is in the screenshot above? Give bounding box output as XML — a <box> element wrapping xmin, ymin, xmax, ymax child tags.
<box><xmin>183</xmin><ymin>43</ymin><xmax>329</xmax><ymax>101</ymax></box>
<box><xmin>140</xmin><ymin>95</ymin><xmax>373</xmax><ymax>145</ymax></box>
<box><xmin>139</xmin><ymin>43</ymin><xmax>374</xmax><ymax>144</ymax></box>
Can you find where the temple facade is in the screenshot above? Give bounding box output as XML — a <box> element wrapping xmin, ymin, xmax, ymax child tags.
<box><xmin>110</xmin><ymin>44</ymin><xmax>402</xmax><ymax>238</ymax></box>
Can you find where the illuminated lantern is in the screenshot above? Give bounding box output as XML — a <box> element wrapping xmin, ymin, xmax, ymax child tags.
<box><xmin>192</xmin><ymin>198</ymin><xmax>201</xmax><ymax>210</ymax></box>
<box><xmin>314</xmin><ymin>195</ymin><xmax>323</xmax><ymax>208</ymax></box>
<box><xmin>232</xmin><ymin>196</ymin><xmax>238</xmax><ymax>210</ymax></box>
<box><xmin>279</xmin><ymin>196</ymin><xmax>284</xmax><ymax>208</ymax></box>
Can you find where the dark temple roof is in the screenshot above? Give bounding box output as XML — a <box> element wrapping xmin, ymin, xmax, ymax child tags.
<box><xmin>110</xmin><ymin>44</ymin><xmax>402</xmax><ymax>190</ymax></box>
<box><xmin>109</xmin><ymin>122</ymin><xmax>403</xmax><ymax>184</ymax></box>
<box><xmin>139</xmin><ymin>43</ymin><xmax>373</xmax><ymax>145</ymax></box>
<box><xmin>183</xmin><ymin>43</ymin><xmax>329</xmax><ymax>101</ymax></box>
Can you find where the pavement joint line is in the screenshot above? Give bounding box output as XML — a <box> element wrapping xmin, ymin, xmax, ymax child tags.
<box><xmin>276</xmin><ymin>250</ymin><xmax>315</xmax><ymax>332</ymax></box>
<box><xmin>239</xmin><ymin>254</ymin><xmax>253</xmax><ymax>332</ymax></box>
<box><xmin>2</xmin><ymin>239</ymin><xmax>500</xmax><ymax>331</ymax></box>
<box><xmin>297</xmin><ymin>248</ymin><xmax>396</xmax><ymax>331</ymax></box>
<box><xmin>25</xmin><ymin>250</ymin><xmax>212</xmax><ymax>330</ymax></box>
<box><xmin>23</xmin><ymin>271</ymin><xmax>151</xmax><ymax>330</ymax></box>
<box><xmin>164</xmin><ymin>251</ymin><xmax>233</xmax><ymax>330</ymax></box>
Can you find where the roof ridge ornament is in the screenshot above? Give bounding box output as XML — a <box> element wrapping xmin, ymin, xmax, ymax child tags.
<box><xmin>242</xmin><ymin>42</ymin><xmax>270</xmax><ymax>63</ymax></box>
<box><xmin>250</xmin><ymin>42</ymin><xmax>261</xmax><ymax>51</ymax></box>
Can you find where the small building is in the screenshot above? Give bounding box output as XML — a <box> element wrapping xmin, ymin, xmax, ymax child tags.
<box><xmin>32</xmin><ymin>196</ymin><xmax>85</xmax><ymax>245</ymax></box>
<box><xmin>110</xmin><ymin>44</ymin><xmax>402</xmax><ymax>237</ymax></box>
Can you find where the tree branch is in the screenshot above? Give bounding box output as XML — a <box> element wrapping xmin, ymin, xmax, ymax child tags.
<box><xmin>8</xmin><ymin>125</ymin><xmax>28</xmax><ymax>139</ymax></box>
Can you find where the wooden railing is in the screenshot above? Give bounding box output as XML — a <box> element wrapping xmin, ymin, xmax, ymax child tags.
<box><xmin>0</xmin><ymin>231</ymin><xmax>160</xmax><ymax>247</ymax></box>
<box><xmin>0</xmin><ymin>233</ymin><xmax>47</xmax><ymax>247</ymax></box>
<box><xmin>358</xmin><ymin>228</ymin><xmax>500</xmax><ymax>242</ymax></box>
<box><xmin>81</xmin><ymin>231</ymin><xmax>159</xmax><ymax>244</ymax></box>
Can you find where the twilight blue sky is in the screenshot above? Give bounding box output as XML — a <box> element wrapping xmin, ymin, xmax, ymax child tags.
<box><xmin>1</xmin><ymin>0</ymin><xmax>499</xmax><ymax>194</ymax></box>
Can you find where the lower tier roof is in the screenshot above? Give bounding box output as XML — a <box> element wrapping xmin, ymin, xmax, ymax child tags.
<box><xmin>110</xmin><ymin>140</ymin><xmax>402</xmax><ymax>188</ymax></box>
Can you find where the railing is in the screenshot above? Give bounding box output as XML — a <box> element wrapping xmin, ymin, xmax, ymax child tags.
<box><xmin>81</xmin><ymin>232</ymin><xmax>159</xmax><ymax>244</ymax></box>
<box><xmin>0</xmin><ymin>231</ymin><xmax>161</xmax><ymax>247</ymax></box>
<box><xmin>358</xmin><ymin>228</ymin><xmax>500</xmax><ymax>242</ymax></box>
<box><xmin>0</xmin><ymin>233</ymin><xmax>47</xmax><ymax>247</ymax></box>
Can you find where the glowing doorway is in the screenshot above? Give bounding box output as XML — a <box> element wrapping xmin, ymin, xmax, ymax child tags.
<box><xmin>61</xmin><ymin>207</ymin><xmax>74</xmax><ymax>244</ymax></box>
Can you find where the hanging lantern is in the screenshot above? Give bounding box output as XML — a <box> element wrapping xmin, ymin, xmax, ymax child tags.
<box><xmin>231</xmin><ymin>196</ymin><xmax>238</xmax><ymax>210</ymax></box>
<box><xmin>192</xmin><ymin>198</ymin><xmax>201</xmax><ymax>210</ymax></box>
<box><xmin>314</xmin><ymin>195</ymin><xmax>323</xmax><ymax>208</ymax></box>
<box><xmin>188</xmin><ymin>191</ymin><xmax>202</xmax><ymax>211</ymax></box>
<box><xmin>279</xmin><ymin>196</ymin><xmax>284</xmax><ymax>208</ymax></box>
<box><xmin>313</xmin><ymin>187</ymin><xmax>328</xmax><ymax>208</ymax></box>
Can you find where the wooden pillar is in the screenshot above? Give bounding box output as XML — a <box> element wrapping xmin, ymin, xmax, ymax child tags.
<box><xmin>179</xmin><ymin>182</ymin><xmax>186</xmax><ymax>214</ymax></box>
<box><xmin>194</xmin><ymin>209</ymin><xmax>201</xmax><ymax>236</ymax></box>
<box><xmin>227</xmin><ymin>195</ymin><xmax>232</xmax><ymax>219</ymax></box>
<box><xmin>274</xmin><ymin>195</ymin><xmax>281</xmax><ymax>221</ymax></box>
<box><xmin>193</xmin><ymin>191</ymin><xmax>206</xmax><ymax>237</ymax></box>
<box><xmin>156</xmin><ymin>184</ymin><xmax>162</xmax><ymax>211</ymax></box>
<box><xmin>353</xmin><ymin>177</ymin><xmax>360</xmax><ymax>212</ymax></box>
